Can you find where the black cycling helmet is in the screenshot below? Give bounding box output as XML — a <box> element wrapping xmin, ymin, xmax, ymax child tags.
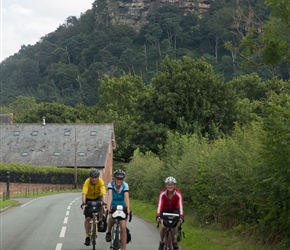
<box><xmin>89</xmin><ymin>168</ymin><xmax>100</xmax><ymax>178</ymax></box>
<box><xmin>114</xmin><ymin>169</ymin><xmax>125</xmax><ymax>179</ymax></box>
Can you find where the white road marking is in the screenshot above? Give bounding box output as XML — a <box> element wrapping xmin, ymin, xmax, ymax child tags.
<box><xmin>57</xmin><ymin>196</ymin><xmax>82</xmax><ymax>247</ymax></box>
<box><xmin>63</xmin><ymin>217</ymin><xmax>68</xmax><ymax>224</ymax></box>
<box><xmin>59</xmin><ymin>226</ymin><xmax>66</xmax><ymax>237</ymax></box>
<box><xmin>20</xmin><ymin>199</ymin><xmax>36</xmax><ymax>207</ymax></box>
<box><xmin>55</xmin><ymin>243</ymin><xmax>62</xmax><ymax>250</ymax></box>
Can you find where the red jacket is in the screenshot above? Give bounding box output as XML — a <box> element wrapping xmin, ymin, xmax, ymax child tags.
<box><xmin>156</xmin><ymin>188</ymin><xmax>184</xmax><ymax>217</ymax></box>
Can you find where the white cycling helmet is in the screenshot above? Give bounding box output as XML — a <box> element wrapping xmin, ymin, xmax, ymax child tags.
<box><xmin>165</xmin><ymin>176</ymin><xmax>176</xmax><ymax>184</ymax></box>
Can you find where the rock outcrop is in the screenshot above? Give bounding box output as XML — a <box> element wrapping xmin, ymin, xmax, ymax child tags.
<box><xmin>94</xmin><ymin>0</ymin><xmax>213</xmax><ymax>32</ymax></box>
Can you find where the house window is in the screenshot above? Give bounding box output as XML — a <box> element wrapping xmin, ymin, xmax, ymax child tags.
<box><xmin>31</xmin><ymin>131</ymin><xmax>38</xmax><ymax>136</ymax></box>
<box><xmin>90</xmin><ymin>131</ymin><xmax>97</xmax><ymax>136</ymax></box>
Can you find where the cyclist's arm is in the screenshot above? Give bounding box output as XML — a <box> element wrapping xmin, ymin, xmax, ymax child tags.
<box><xmin>99</xmin><ymin>181</ymin><xmax>106</xmax><ymax>203</ymax></box>
<box><xmin>101</xmin><ymin>194</ymin><xmax>106</xmax><ymax>203</ymax></box>
<box><xmin>124</xmin><ymin>191</ymin><xmax>130</xmax><ymax>212</ymax></box>
<box><xmin>106</xmin><ymin>188</ymin><xmax>113</xmax><ymax>212</ymax></box>
<box><xmin>176</xmin><ymin>190</ymin><xmax>184</xmax><ymax>217</ymax></box>
<box><xmin>82</xmin><ymin>193</ymin><xmax>87</xmax><ymax>205</ymax></box>
<box><xmin>81</xmin><ymin>179</ymin><xmax>89</xmax><ymax>207</ymax></box>
<box><xmin>156</xmin><ymin>191</ymin><xmax>165</xmax><ymax>217</ymax></box>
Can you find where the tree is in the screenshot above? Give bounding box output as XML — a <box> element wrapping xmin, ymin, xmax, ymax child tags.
<box><xmin>19</xmin><ymin>102</ymin><xmax>79</xmax><ymax>123</ymax></box>
<box><xmin>256</xmin><ymin>93</ymin><xmax>290</xmax><ymax>243</ymax></box>
<box><xmin>97</xmin><ymin>74</ymin><xmax>150</xmax><ymax>162</ymax></box>
<box><xmin>45</xmin><ymin>63</ymin><xmax>80</xmax><ymax>100</ymax></box>
<box><xmin>144</xmin><ymin>56</ymin><xmax>237</xmax><ymax>139</ymax></box>
<box><xmin>240</xmin><ymin>0</ymin><xmax>290</xmax><ymax>70</ymax></box>
<box><xmin>200</xmin><ymin>6</ymin><xmax>234</xmax><ymax>62</ymax></box>
<box><xmin>7</xmin><ymin>96</ymin><xmax>38</xmax><ymax>122</ymax></box>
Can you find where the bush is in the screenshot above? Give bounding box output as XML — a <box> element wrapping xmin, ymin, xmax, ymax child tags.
<box><xmin>0</xmin><ymin>163</ymin><xmax>88</xmax><ymax>185</ymax></box>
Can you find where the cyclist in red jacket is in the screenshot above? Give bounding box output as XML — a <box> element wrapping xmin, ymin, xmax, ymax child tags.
<box><xmin>156</xmin><ymin>176</ymin><xmax>184</xmax><ymax>250</ymax></box>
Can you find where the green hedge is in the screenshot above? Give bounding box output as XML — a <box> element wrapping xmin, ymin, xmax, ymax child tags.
<box><xmin>0</xmin><ymin>163</ymin><xmax>89</xmax><ymax>185</ymax></box>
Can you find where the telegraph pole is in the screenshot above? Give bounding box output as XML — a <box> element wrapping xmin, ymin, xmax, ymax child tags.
<box><xmin>6</xmin><ymin>171</ymin><xmax>10</xmax><ymax>199</ymax></box>
<box><xmin>74</xmin><ymin>127</ymin><xmax>78</xmax><ymax>189</ymax></box>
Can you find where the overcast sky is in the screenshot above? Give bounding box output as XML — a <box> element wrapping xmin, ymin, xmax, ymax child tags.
<box><xmin>0</xmin><ymin>0</ymin><xmax>94</xmax><ymax>62</ymax></box>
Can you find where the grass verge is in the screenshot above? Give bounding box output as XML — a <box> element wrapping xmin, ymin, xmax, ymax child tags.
<box><xmin>131</xmin><ymin>199</ymin><xmax>273</xmax><ymax>250</ymax></box>
<box><xmin>0</xmin><ymin>199</ymin><xmax>19</xmax><ymax>210</ymax></box>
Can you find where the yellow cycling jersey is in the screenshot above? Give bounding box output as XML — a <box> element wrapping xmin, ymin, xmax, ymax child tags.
<box><xmin>82</xmin><ymin>177</ymin><xmax>106</xmax><ymax>199</ymax></box>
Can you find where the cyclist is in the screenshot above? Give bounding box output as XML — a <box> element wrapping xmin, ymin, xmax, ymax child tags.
<box><xmin>156</xmin><ymin>176</ymin><xmax>184</xmax><ymax>250</ymax></box>
<box><xmin>105</xmin><ymin>169</ymin><xmax>130</xmax><ymax>250</ymax></box>
<box><xmin>81</xmin><ymin>168</ymin><xmax>106</xmax><ymax>246</ymax></box>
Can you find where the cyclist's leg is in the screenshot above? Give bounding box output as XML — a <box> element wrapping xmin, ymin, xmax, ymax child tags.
<box><xmin>106</xmin><ymin>214</ymin><xmax>115</xmax><ymax>242</ymax></box>
<box><xmin>84</xmin><ymin>208</ymin><xmax>92</xmax><ymax>245</ymax></box>
<box><xmin>85</xmin><ymin>217</ymin><xmax>92</xmax><ymax>234</ymax></box>
<box><xmin>158</xmin><ymin>221</ymin><xmax>166</xmax><ymax>250</ymax></box>
<box><xmin>172</xmin><ymin>226</ymin><xmax>179</xmax><ymax>249</ymax></box>
<box><xmin>107</xmin><ymin>214</ymin><xmax>116</xmax><ymax>232</ymax></box>
<box><xmin>84</xmin><ymin>201</ymin><xmax>95</xmax><ymax>235</ymax></box>
<box><xmin>160</xmin><ymin>221</ymin><xmax>166</xmax><ymax>243</ymax></box>
<box><xmin>119</xmin><ymin>219</ymin><xmax>127</xmax><ymax>250</ymax></box>
<box><xmin>172</xmin><ymin>226</ymin><xmax>178</xmax><ymax>242</ymax></box>
<box><xmin>95</xmin><ymin>196</ymin><xmax>104</xmax><ymax>226</ymax></box>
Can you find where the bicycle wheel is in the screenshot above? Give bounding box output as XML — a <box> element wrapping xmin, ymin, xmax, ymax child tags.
<box><xmin>112</xmin><ymin>223</ymin><xmax>121</xmax><ymax>250</ymax></box>
<box><xmin>165</xmin><ymin>230</ymin><xmax>172</xmax><ymax>250</ymax></box>
<box><xmin>91</xmin><ymin>219</ymin><xmax>98</xmax><ymax>250</ymax></box>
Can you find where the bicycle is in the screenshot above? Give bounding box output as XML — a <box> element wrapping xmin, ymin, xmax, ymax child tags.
<box><xmin>157</xmin><ymin>212</ymin><xmax>180</xmax><ymax>250</ymax></box>
<box><xmin>86</xmin><ymin>201</ymin><xmax>107</xmax><ymax>250</ymax></box>
<box><xmin>109</xmin><ymin>205</ymin><xmax>132</xmax><ymax>250</ymax></box>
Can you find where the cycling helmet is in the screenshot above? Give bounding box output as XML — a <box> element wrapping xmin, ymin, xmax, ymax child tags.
<box><xmin>89</xmin><ymin>169</ymin><xmax>100</xmax><ymax>178</ymax></box>
<box><xmin>114</xmin><ymin>169</ymin><xmax>125</xmax><ymax>179</ymax></box>
<box><xmin>165</xmin><ymin>176</ymin><xmax>176</xmax><ymax>184</ymax></box>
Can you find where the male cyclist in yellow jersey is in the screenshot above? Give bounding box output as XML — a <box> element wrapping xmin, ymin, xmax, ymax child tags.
<box><xmin>81</xmin><ymin>169</ymin><xmax>106</xmax><ymax>246</ymax></box>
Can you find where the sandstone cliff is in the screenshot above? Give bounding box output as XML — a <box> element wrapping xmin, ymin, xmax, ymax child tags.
<box><xmin>93</xmin><ymin>0</ymin><xmax>212</xmax><ymax>32</ymax></box>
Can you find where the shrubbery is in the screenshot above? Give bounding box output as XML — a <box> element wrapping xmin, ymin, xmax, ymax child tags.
<box><xmin>125</xmin><ymin>119</ymin><xmax>290</xmax><ymax>247</ymax></box>
<box><xmin>0</xmin><ymin>163</ymin><xmax>88</xmax><ymax>185</ymax></box>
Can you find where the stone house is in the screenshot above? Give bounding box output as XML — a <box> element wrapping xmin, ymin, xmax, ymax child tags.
<box><xmin>0</xmin><ymin>122</ymin><xmax>115</xmax><ymax>186</ymax></box>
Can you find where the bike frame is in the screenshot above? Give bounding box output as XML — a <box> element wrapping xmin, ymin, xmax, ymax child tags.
<box><xmin>158</xmin><ymin>212</ymin><xmax>180</xmax><ymax>250</ymax></box>
<box><xmin>110</xmin><ymin>205</ymin><xmax>132</xmax><ymax>250</ymax></box>
<box><xmin>87</xmin><ymin>201</ymin><xmax>106</xmax><ymax>250</ymax></box>
<box><xmin>164</xmin><ymin>228</ymin><xmax>173</xmax><ymax>250</ymax></box>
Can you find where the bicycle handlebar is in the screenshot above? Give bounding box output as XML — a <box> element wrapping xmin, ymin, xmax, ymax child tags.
<box><xmin>85</xmin><ymin>201</ymin><xmax>107</xmax><ymax>206</ymax></box>
<box><xmin>156</xmin><ymin>215</ymin><xmax>183</xmax><ymax>228</ymax></box>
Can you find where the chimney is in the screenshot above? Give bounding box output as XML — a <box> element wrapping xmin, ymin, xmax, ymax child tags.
<box><xmin>10</xmin><ymin>113</ymin><xmax>14</xmax><ymax>124</ymax></box>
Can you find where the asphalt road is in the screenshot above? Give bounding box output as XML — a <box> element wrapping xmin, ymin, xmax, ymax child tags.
<box><xmin>0</xmin><ymin>193</ymin><xmax>184</xmax><ymax>250</ymax></box>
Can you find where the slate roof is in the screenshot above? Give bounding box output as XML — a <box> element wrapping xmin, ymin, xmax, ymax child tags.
<box><xmin>0</xmin><ymin>123</ymin><xmax>115</xmax><ymax>167</ymax></box>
